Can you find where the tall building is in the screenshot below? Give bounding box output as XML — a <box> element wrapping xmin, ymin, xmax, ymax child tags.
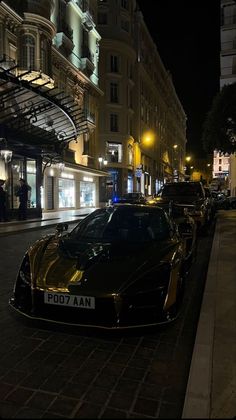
<box><xmin>219</xmin><ymin>0</ymin><xmax>236</xmax><ymax>195</ymax></box>
<box><xmin>220</xmin><ymin>0</ymin><xmax>236</xmax><ymax>88</ymax></box>
<box><xmin>0</xmin><ymin>0</ymin><xmax>104</xmax><ymax>219</ymax></box>
<box><xmin>97</xmin><ymin>0</ymin><xmax>187</xmax><ymax>202</ymax></box>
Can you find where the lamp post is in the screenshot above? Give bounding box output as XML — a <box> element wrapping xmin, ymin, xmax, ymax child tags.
<box><xmin>0</xmin><ymin>137</ymin><xmax>13</xmax><ymax>163</ymax></box>
<box><xmin>184</xmin><ymin>156</ymin><xmax>192</xmax><ymax>180</ymax></box>
<box><xmin>172</xmin><ymin>144</ymin><xmax>178</xmax><ymax>181</ymax></box>
<box><xmin>98</xmin><ymin>156</ymin><xmax>108</xmax><ymax>169</ymax></box>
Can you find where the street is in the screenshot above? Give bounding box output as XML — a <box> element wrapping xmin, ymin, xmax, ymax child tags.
<box><xmin>0</xmin><ymin>223</ymin><xmax>215</xmax><ymax>419</ymax></box>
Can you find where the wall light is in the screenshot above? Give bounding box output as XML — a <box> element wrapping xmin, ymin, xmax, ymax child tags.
<box><xmin>0</xmin><ymin>137</ymin><xmax>12</xmax><ymax>163</ymax></box>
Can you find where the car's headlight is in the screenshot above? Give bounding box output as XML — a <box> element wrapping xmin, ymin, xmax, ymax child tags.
<box><xmin>13</xmin><ymin>254</ymin><xmax>32</xmax><ymax>313</ymax></box>
<box><xmin>18</xmin><ymin>254</ymin><xmax>31</xmax><ymax>286</ymax></box>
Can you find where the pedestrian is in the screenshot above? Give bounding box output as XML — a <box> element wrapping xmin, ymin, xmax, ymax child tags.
<box><xmin>15</xmin><ymin>178</ymin><xmax>31</xmax><ymax>220</ymax></box>
<box><xmin>0</xmin><ymin>179</ymin><xmax>7</xmax><ymax>222</ymax></box>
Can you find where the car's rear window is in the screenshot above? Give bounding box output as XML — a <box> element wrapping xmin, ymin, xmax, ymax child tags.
<box><xmin>160</xmin><ymin>183</ymin><xmax>203</xmax><ymax>197</ymax></box>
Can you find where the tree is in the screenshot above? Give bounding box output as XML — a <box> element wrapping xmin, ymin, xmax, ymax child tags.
<box><xmin>202</xmin><ymin>82</ymin><xmax>236</xmax><ymax>154</ymax></box>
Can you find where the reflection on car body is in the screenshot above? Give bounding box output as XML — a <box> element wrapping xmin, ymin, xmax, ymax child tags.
<box><xmin>9</xmin><ymin>204</ymin><xmax>192</xmax><ymax>329</ymax></box>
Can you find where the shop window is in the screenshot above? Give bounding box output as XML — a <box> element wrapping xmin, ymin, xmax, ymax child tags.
<box><xmin>80</xmin><ymin>181</ymin><xmax>95</xmax><ymax>207</ymax></box>
<box><xmin>59</xmin><ymin>178</ymin><xmax>75</xmax><ymax>208</ymax></box>
<box><xmin>26</xmin><ymin>160</ymin><xmax>36</xmax><ymax>208</ymax></box>
<box><xmin>10</xmin><ymin>158</ymin><xmax>36</xmax><ymax>209</ymax></box>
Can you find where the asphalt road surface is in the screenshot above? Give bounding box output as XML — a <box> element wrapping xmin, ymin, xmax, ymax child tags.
<box><xmin>0</xmin><ymin>222</ymin><xmax>215</xmax><ymax>418</ymax></box>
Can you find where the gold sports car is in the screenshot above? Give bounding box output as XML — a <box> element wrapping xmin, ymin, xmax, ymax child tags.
<box><xmin>9</xmin><ymin>204</ymin><xmax>193</xmax><ymax>329</ymax></box>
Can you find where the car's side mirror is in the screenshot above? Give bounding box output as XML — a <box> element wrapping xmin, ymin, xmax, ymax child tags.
<box><xmin>56</xmin><ymin>222</ymin><xmax>68</xmax><ymax>234</ymax></box>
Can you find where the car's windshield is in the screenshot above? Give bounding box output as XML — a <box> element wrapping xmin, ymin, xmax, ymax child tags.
<box><xmin>70</xmin><ymin>207</ymin><xmax>171</xmax><ymax>242</ymax></box>
<box><xmin>160</xmin><ymin>184</ymin><xmax>203</xmax><ymax>197</ymax></box>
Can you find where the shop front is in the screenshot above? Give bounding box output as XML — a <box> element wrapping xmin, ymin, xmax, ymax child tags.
<box><xmin>42</xmin><ymin>164</ymin><xmax>104</xmax><ymax>212</ymax></box>
<box><xmin>0</xmin><ymin>63</ymin><xmax>92</xmax><ymax>220</ymax></box>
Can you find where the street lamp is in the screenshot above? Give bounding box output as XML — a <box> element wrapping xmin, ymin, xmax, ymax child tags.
<box><xmin>98</xmin><ymin>156</ymin><xmax>108</xmax><ymax>169</ymax></box>
<box><xmin>0</xmin><ymin>137</ymin><xmax>12</xmax><ymax>163</ymax></box>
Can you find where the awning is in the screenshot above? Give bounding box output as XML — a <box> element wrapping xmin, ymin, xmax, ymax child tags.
<box><xmin>0</xmin><ymin>58</ymin><xmax>93</xmax><ymax>157</ymax></box>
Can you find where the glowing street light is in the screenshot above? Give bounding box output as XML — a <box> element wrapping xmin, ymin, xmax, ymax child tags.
<box><xmin>98</xmin><ymin>156</ymin><xmax>108</xmax><ymax>169</ymax></box>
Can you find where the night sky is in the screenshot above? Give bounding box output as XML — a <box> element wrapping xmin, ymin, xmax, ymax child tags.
<box><xmin>137</xmin><ymin>0</ymin><xmax>221</xmax><ymax>158</ymax></box>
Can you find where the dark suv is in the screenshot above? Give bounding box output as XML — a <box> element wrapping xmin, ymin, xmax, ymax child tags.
<box><xmin>153</xmin><ymin>181</ymin><xmax>210</xmax><ymax>233</ymax></box>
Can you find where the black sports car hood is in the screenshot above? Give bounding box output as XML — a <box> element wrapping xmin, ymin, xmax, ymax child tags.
<box><xmin>32</xmin><ymin>236</ymin><xmax>179</xmax><ymax>296</ymax></box>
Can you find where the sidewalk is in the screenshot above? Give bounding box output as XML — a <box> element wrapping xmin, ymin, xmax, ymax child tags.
<box><xmin>0</xmin><ymin>208</ymin><xmax>97</xmax><ymax>236</ymax></box>
<box><xmin>182</xmin><ymin>210</ymin><xmax>236</xmax><ymax>418</ymax></box>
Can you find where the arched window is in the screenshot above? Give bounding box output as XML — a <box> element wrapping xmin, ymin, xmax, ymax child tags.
<box><xmin>21</xmin><ymin>35</ymin><xmax>35</xmax><ymax>70</ymax></box>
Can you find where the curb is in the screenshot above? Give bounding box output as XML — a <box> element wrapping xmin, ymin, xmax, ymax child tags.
<box><xmin>182</xmin><ymin>219</ymin><xmax>219</xmax><ymax>418</ymax></box>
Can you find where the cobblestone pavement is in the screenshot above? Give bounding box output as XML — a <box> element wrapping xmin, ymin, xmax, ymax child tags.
<box><xmin>0</xmin><ymin>224</ymin><xmax>215</xmax><ymax>419</ymax></box>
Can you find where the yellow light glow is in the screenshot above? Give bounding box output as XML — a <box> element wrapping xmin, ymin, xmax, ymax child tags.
<box><xmin>142</xmin><ymin>130</ymin><xmax>155</xmax><ymax>146</ymax></box>
<box><xmin>186</xmin><ymin>156</ymin><xmax>191</xmax><ymax>162</ymax></box>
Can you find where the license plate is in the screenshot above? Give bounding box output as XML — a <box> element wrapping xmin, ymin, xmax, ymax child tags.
<box><xmin>44</xmin><ymin>292</ymin><xmax>95</xmax><ymax>309</ymax></box>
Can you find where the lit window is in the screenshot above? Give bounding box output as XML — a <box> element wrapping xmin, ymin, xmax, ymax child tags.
<box><xmin>106</xmin><ymin>142</ymin><xmax>122</xmax><ymax>163</ymax></box>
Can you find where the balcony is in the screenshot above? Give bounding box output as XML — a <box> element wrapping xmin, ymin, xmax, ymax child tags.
<box><xmin>81</xmin><ymin>47</ymin><xmax>95</xmax><ymax>77</ymax></box>
<box><xmin>55</xmin><ymin>21</ymin><xmax>74</xmax><ymax>52</ymax></box>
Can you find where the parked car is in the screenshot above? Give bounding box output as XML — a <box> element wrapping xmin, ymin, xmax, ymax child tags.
<box><xmin>148</xmin><ymin>200</ymin><xmax>197</xmax><ymax>266</ymax></box>
<box><xmin>227</xmin><ymin>196</ymin><xmax>236</xmax><ymax>209</ymax></box>
<box><xmin>9</xmin><ymin>204</ymin><xmax>191</xmax><ymax>329</ymax></box>
<box><xmin>211</xmin><ymin>191</ymin><xmax>230</xmax><ymax>210</ymax></box>
<box><xmin>113</xmin><ymin>192</ymin><xmax>147</xmax><ymax>204</ymax></box>
<box><xmin>204</xmin><ymin>187</ymin><xmax>217</xmax><ymax>220</ymax></box>
<box><xmin>151</xmin><ymin>181</ymin><xmax>210</xmax><ymax>233</ymax></box>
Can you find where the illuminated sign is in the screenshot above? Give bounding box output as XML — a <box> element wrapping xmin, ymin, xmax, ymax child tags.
<box><xmin>83</xmin><ymin>176</ymin><xmax>93</xmax><ymax>182</ymax></box>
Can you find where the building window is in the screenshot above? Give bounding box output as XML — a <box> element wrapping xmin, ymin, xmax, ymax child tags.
<box><xmin>219</xmin><ymin>166</ymin><xmax>222</xmax><ymax>171</ymax></box>
<box><xmin>21</xmin><ymin>35</ymin><xmax>35</xmax><ymax>70</ymax></box>
<box><xmin>106</xmin><ymin>142</ymin><xmax>122</xmax><ymax>163</ymax></box>
<box><xmin>110</xmin><ymin>113</ymin><xmax>119</xmax><ymax>132</ymax></box>
<box><xmin>128</xmin><ymin>144</ymin><xmax>133</xmax><ymax>165</ymax></box>
<box><xmin>121</xmin><ymin>19</ymin><xmax>129</xmax><ymax>32</ymax></box>
<box><xmin>9</xmin><ymin>43</ymin><xmax>17</xmax><ymax>63</ymax></box>
<box><xmin>110</xmin><ymin>82</ymin><xmax>119</xmax><ymax>103</ymax></box>
<box><xmin>40</xmin><ymin>36</ymin><xmax>48</xmax><ymax>74</ymax></box>
<box><xmin>98</xmin><ymin>12</ymin><xmax>107</xmax><ymax>24</ymax></box>
<box><xmin>121</xmin><ymin>0</ymin><xmax>129</xmax><ymax>10</ymax></box>
<box><xmin>110</xmin><ymin>55</ymin><xmax>118</xmax><ymax>72</ymax></box>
